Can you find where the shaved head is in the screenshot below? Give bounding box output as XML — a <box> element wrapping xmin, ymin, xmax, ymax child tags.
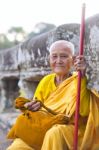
<box><xmin>49</xmin><ymin>40</ymin><xmax>75</xmax><ymax>55</ymax></box>
<box><xmin>49</xmin><ymin>40</ymin><xmax>74</xmax><ymax>76</ymax></box>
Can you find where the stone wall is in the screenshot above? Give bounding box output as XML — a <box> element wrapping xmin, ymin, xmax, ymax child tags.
<box><xmin>85</xmin><ymin>14</ymin><xmax>99</xmax><ymax>91</ymax></box>
<box><xmin>0</xmin><ymin>13</ymin><xmax>99</xmax><ymax>112</ymax></box>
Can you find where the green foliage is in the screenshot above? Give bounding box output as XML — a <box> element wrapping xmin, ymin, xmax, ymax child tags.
<box><xmin>0</xmin><ymin>23</ymin><xmax>56</xmax><ymax>50</ymax></box>
<box><xmin>0</xmin><ymin>34</ymin><xmax>14</xmax><ymax>50</ymax></box>
<box><xmin>8</xmin><ymin>27</ymin><xmax>25</xmax><ymax>34</ymax></box>
<box><xmin>8</xmin><ymin>27</ymin><xmax>26</xmax><ymax>44</ymax></box>
<box><xmin>28</xmin><ymin>22</ymin><xmax>56</xmax><ymax>38</ymax></box>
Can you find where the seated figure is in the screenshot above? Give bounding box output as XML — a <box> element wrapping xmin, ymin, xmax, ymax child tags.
<box><xmin>7</xmin><ymin>40</ymin><xmax>99</xmax><ymax>150</ymax></box>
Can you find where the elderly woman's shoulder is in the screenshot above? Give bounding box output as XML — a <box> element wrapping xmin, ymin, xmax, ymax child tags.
<box><xmin>38</xmin><ymin>73</ymin><xmax>55</xmax><ymax>87</ymax></box>
<box><xmin>42</xmin><ymin>73</ymin><xmax>55</xmax><ymax>81</ymax></box>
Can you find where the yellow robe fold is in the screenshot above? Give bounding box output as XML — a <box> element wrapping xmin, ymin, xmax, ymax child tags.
<box><xmin>7</xmin><ymin>73</ymin><xmax>99</xmax><ymax>150</ymax></box>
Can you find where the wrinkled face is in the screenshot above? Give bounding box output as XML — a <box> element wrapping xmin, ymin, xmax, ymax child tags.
<box><xmin>49</xmin><ymin>45</ymin><xmax>73</xmax><ymax>76</ymax></box>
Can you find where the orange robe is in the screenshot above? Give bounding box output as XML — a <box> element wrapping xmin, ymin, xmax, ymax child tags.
<box><xmin>7</xmin><ymin>73</ymin><xmax>99</xmax><ymax>150</ymax></box>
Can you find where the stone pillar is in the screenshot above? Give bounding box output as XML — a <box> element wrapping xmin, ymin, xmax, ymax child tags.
<box><xmin>18</xmin><ymin>79</ymin><xmax>39</xmax><ymax>99</ymax></box>
<box><xmin>0</xmin><ymin>80</ymin><xmax>7</xmax><ymax>112</ymax></box>
<box><xmin>0</xmin><ymin>78</ymin><xmax>19</xmax><ymax>112</ymax></box>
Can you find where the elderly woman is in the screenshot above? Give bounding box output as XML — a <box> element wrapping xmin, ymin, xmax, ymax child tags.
<box><xmin>7</xmin><ymin>40</ymin><xmax>99</xmax><ymax>150</ymax></box>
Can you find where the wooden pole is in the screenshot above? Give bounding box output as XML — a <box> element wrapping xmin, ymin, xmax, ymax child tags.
<box><xmin>73</xmin><ymin>3</ymin><xmax>86</xmax><ymax>150</ymax></box>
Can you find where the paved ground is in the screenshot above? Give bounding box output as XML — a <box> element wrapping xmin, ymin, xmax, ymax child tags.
<box><xmin>0</xmin><ymin>110</ymin><xmax>20</xmax><ymax>150</ymax></box>
<box><xmin>0</xmin><ymin>127</ymin><xmax>12</xmax><ymax>150</ymax></box>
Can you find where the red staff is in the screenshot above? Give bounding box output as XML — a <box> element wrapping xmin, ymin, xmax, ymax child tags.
<box><xmin>73</xmin><ymin>3</ymin><xmax>86</xmax><ymax>150</ymax></box>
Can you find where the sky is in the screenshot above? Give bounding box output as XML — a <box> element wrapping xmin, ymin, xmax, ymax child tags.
<box><xmin>0</xmin><ymin>0</ymin><xmax>99</xmax><ymax>34</ymax></box>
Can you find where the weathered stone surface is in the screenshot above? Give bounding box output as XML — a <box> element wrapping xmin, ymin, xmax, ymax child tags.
<box><xmin>0</xmin><ymin>78</ymin><xmax>19</xmax><ymax>112</ymax></box>
<box><xmin>85</xmin><ymin>14</ymin><xmax>99</xmax><ymax>92</ymax></box>
<box><xmin>0</xmin><ymin>127</ymin><xmax>12</xmax><ymax>150</ymax></box>
<box><xmin>0</xmin><ymin>111</ymin><xmax>20</xmax><ymax>149</ymax></box>
<box><xmin>0</xmin><ymin>45</ymin><xmax>19</xmax><ymax>71</ymax></box>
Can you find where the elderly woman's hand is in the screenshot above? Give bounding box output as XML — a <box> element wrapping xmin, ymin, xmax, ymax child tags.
<box><xmin>24</xmin><ymin>99</ymin><xmax>41</xmax><ymax>111</ymax></box>
<box><xmin>74</xmin><ymin>55</ymin><xmax>86</xmax><ymax>76</ymax></box>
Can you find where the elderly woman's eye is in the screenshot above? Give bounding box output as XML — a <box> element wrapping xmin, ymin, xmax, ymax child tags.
<box><xmin>61</xmin><ymin>55</ymin><xmax>68</xmax><ymax>58</ymax></box>
<box><xmin>52</xmin><ymin>55</ymin><xmax>57</xmax><ymax>59</ymax></box>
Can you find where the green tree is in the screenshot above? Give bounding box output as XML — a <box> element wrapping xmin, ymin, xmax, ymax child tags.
<box><xmin>28</xmin><ymin>22</ymin><xmax>56</xmax><ymax>38</ymax></box>
<box><xmin>8</xmin><ymin>27</ymin><xmax>26</xmax><ymax>44</ymax></box>
<box><xmin>0</xmin><ymin>34</ymin><xmax>13</xmax><ymax>50</ymax></box>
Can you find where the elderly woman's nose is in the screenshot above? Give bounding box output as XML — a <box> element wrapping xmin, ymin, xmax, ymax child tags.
<box><xmin>56</xmin><ymin>56</ymin><xmax>62</xmax><ymax>62</ymax></box>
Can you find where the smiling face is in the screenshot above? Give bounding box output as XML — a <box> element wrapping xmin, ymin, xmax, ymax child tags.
<box><xmin>49</xmin><ymin>41</ymin><xmax>74</xmax><ymax>76</ymax></box>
